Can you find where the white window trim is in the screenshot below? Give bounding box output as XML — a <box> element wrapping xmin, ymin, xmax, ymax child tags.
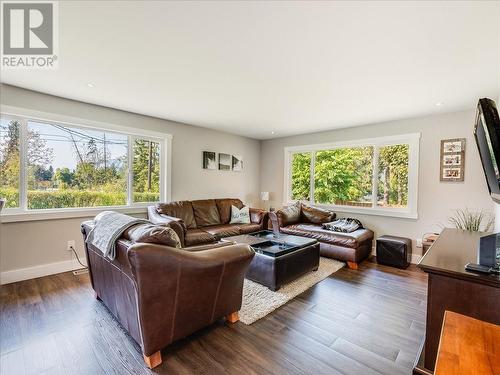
<box><xmin>283</xmin><ymin>133</ymin><xmax>420</xmax><ymax>219</ymax></box>
<box><xmin>0</xmin><ymin>105</ymin><xmax>172</xmax><ymax>222</ymax></box>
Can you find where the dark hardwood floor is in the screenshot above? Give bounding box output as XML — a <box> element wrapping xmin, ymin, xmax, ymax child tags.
<box><xmin>0</xmin><ymin>258</ymin><xmax>427</xmax><ymax>375</ymax></box>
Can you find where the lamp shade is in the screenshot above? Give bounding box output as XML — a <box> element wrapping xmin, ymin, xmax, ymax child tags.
<box><xmin>260</xmin><ymin>192</ymin><xmax>270</xmax><ymax>201</ymax></box>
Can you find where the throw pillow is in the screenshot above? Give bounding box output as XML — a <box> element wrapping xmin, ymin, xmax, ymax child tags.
<box><xmin>301</xmin><ymin>204</ymin><xmax>335</xmax><ymax>224</ymax></box>
<box><xmin>124</xmin><ymin>223</ymin><xmax>182</xmax><ymax>248</ymax></box>
<box><xmin>230</xmin><ymin>205</ymin><xmax>251</xmax><ymax>224</ymax></box>
<box><xmin>278</xmin><ymin>201</ymin><xmax>301</xmax><ymax>226</ymax></box>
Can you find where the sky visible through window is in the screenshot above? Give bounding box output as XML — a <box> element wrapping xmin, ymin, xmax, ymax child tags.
<box><xmin>1</xmin><ymin>117</ymin><xmax>162</xmax><ymax>209</ymax></box>
<box><xmin>28</xmin><ymin>121</ymin><xmax>128</xmax><ymax>170</ymax></box>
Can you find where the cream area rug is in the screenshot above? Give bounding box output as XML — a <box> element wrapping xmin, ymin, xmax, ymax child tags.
<box><xmin>239</xmin><ymin>257</ymin><xmax>344</xmax><ymax>325</ymax></box>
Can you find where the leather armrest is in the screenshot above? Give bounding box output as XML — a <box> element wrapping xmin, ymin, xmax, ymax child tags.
<box><xmin>249</xmin><ymin>208</ymin><xmax>268</xmax><ymax>226</ymax></box>
<box><xmin>268</xmin><ymin>211</ymin><xmax>281</xmax><ymax>234</ymax></box>
<box><xmin>147</xmin><ymin>206</ymin><xmax>186</xmax><ymax>246</ymax></box>
<box><xmin>342</xmin><ymin>228</ymin><xmax>374</xmax><ymax>242</ymax></box>
<box><xmin>183</xmin><ymin>241</ymin><xmax>235</xmax><ymax>252</ymax></box>
<box><xmin>275</xmin><ymin>204</ymin><xmax>302</xmax><ymax>227</ymax></box>
<box><xmin>127</xmin><ymin>242</ymin><xmax>254</xmax><ymax>355</ymax></box>
<box><xmin>81</xmin><ymin>220</ymin><xmax>93</xmax><ymax>235</ymax></box>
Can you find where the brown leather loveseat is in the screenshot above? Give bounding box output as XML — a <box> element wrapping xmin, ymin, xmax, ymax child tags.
<box><xmin>148</xmin><ymin>198</ymin><xmax>268</xmax><ymax>246</ymax></box>
<box><xmin>269</xmin><ymin>202</ymin><xmax>374</xmax><ymax>269</ymax></box>
<box><xmin>81</xmin><ymin>220</ymin><xmax>254</xmax><ymax>369</ymax></box>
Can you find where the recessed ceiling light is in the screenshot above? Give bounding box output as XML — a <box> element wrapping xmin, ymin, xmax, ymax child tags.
<box><xmin>87</xmin><ymin>83</ymin><xmax>95</xmax><ymax>88</ymax></box>
<box><xmin>435</xmin><ymin>102</ymin><xmax>444</xmax><ymax>107</ymax></box>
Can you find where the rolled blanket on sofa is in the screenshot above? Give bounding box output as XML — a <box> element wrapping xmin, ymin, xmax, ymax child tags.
<box><xmin>86</xmin><ymin>211</ymin><xmax>149</xmax><ymax>260</ymax></box>
<box><xmin>322</xmin><ymin>218</ymin><xmax>363</xmax><ymax>233</ymax></box>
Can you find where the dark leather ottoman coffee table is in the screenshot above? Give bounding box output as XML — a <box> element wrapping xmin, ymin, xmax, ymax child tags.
<box><xmin>222</xmin><ymin>230</ymin><xmax>319</xmax><ymax>291</ymax></box>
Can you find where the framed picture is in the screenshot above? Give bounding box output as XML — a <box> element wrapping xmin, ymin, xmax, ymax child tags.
<box><xmin>442</xmin><ymin>167</ymin><xmax>461</xmax><ymax>179</ymax></box>
<box><xmin>202</xmin><ymin>151</ymin><xmax>216</xmax><ymax>170</ymax></box>
<box><xmin>218</xmin><ymin>153</ymin><xmax>232</xmax><ymax>170</ymax></box>
<box><xmin>232</xmin><ymin>154</ymin><xmax>243</xmax><ymax>171</ymax></box>
<box><xmin>443</xmin><ymin>153</ymin><xmax>461</xmax><ymax>166</ymax></box>
<box><xmin>440</xmin><ymin>138</ymin><xmax>465</xmax><ymax>182</ymax></box>
<box><xmin>442</xmin><ymin>140</ymin><xmax>464</xmax><ymax>153</ymax></box>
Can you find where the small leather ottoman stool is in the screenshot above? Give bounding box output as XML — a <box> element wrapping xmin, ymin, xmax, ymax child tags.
<box><xmin>376</xmin><ymin>235</ymin><xmax>412</xmax><ymax>269</ymax></box>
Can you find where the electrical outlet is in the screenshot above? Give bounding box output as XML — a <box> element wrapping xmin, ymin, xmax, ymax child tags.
<box><xmin>67</xmin><ymin>240</ymin><xmax>75</xmax><ymax>251</ymax></box>
<box><xmin>416</xmin><ymin>239</ymin><xmax>423</xmax><ymax>248</ymax></box>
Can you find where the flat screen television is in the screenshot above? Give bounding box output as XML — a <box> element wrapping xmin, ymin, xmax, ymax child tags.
<box><xmin>474</xmin><ymin>98</ymin><xmax>500</xmax><ymax>203</ymax></box>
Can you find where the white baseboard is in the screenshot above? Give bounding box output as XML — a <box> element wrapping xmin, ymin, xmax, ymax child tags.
<box><xmin>1</xmin><ymin>249</ymin><xmax>423</xmax><ymax>285</ymax></box>
<box><xmin>411</xmin><ymin>254</ymin><xmax>423</xmax><ymax>264</ymax></box>
<box><xmin>371</xmin><ymin>248</ymin><xmax>422</xmax><ymax>265</ymax></box>
<box><xmin>0</xmin><ymin>257</ymin><xmax>87</xmax><ymax>285</ymax></box>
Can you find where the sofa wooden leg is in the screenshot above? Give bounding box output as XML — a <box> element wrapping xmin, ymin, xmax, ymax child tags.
<box><xmin>347</xmin><ymin>261</ymin><xmax>359</xmax><ymax>270</ymax></box>
<box><xmin>226</xmin><ymin>311</ymin><xmax>239</xmax><ymax>323</ymax></box>
<box><xmin>143</xmin><ymin>351</ymin><xmax>162</xmax><ymax>369</ymax></box>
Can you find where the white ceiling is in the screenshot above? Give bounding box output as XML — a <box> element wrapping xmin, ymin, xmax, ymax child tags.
<box><xmin>2</xmin><ymin>1</ymin><xmax>499</xmax><ymax>140</ymax></box>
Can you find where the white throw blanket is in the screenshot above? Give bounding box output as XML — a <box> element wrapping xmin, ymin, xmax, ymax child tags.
<box><xmin>86</xmin><ymin>211</ymin><xmax>148</xmax><ymax>260</ymax></box>
<box><xmin>322</xmin><ymin>218</ymin><xmax>363</xmax><ymax>233</ymax></box>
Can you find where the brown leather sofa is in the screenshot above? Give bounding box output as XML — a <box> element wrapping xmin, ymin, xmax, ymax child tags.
<box><xmin>148</xmin><ymin>198</ymin><xmax>268</xmax><ymax>246</ymax></box>
<box><xmin>269</xmin><ymin>202</ymin><xmax>374</xmax><ymax>269</ymax></box>
<box><xmin>81</xmin><ymin>220</ymin><xmax>254</xmax><ymax>369</ymax></box>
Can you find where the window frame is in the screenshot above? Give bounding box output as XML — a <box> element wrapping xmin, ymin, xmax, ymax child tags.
<box><xmin>0</xmin><ymin>106</ymin><xmax>172</xmax><ymax>222</ymax></box>
<box><xmin>284</xmin><ymin>133</ymin><xmax>420</xmax><ymax>219</ymax></box>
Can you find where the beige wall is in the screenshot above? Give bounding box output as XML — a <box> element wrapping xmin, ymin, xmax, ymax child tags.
<box><xmin>0</xmin><ymin>84</ymin><xmax>261</xmax><ymax>276</ymax></box>
<box><xmin>0</xmin><ymin>84</ymin><xmax>495</xmax><ymax>281</ymax></box>
<box><xmin>260</xmin><ymin>110</ymin><xmax>493</xmax><ymax>255</ymax></box>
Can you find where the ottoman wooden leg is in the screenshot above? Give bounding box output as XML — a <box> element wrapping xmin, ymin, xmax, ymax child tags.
<box><xmin>226</xmin><ymin>311</ymin><xmax>239</xmax><ymax>323</ymax></box>
<box><xmin>347</xmin><ymin>261</ymin><xmax>359</xmax><ymax>270</ymax></box>
<box><xmin>143</xmin><ymin>351</ymin><xmax>162</xmax><ymax>369</ymax></box>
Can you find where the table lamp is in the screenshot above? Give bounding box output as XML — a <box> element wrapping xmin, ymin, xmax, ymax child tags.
<box><xmin>260</xmin><ymin>192</ymin><xmax>269</xmax><ymax>210</ymax></box>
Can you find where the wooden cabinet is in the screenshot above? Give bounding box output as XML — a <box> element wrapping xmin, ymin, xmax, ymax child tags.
<box><xmin>416</xmin><ymin>229</ymin><xmax>500</xmax><ymax>372</ymax></box>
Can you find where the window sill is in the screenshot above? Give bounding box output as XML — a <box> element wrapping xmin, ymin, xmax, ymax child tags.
<box><xmin>0</xmin><ymin>206</ymin><xmax>151</xmax><ymax>223</ymax></box>
<box><xmin>286</xmin><ymin>201</ymin><xmax>418</xmax><ymax>219</ymax></box>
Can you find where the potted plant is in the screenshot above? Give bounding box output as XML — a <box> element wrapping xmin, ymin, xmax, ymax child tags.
<box><xmin>448</xmin><ymin>208</ymin><xmax>494</xmax><ymax>232</ymax></box>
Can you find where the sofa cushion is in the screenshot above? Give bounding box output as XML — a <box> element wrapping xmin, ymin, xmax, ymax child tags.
<box><xmin>156</xmin><ymin>201</ymin><xmax>197</xmax><ymax>229</ymax></box>
<box><xmin>277</xmin><ymin>201</ymin><xmax>301</xmax><ymax>226</ymax></box>
<box><xmin>203</xmin><ymin>224</ymin><xmax>241</xmax><ymax>239</ymax></box>
<box><xmin>123</xmin><ymin>223</ymin><xmax>181</xmax><ymax>248</ymax></box>
<box><xmin>184</xmin><ymin>228</ymin><xmax>217</xmax><ymax>246</ymax></box>
<box><xmin>280</xmin><ymin>223</ymin><xmax>373</xmax><ymax>249</ymax></box>
<box><xmin>192</xmin><ymin>199</ymin><xmax>221</xmax><ymax>227</ymax></box>
<box><xmin>237</xmin><ymin>223</ymin><xmax>262</xmax><ymax>234</ymax></box>
<box><xmin>230</xmin><ymin>205</ymin><xmax>250</xmax><ymax>224</ymax></box>
<box><xmin>250</xmin><ymin>208</ymin><xmax>266</xmax><ymax>224</ymax></box>
<box><xmin>301</xmin><ymin>204</ymin><xmax>335</xmax><ymax>224</ymax></box>
<box><xmin>216</xmin><ymin>198</ymin><xmax>244</xmax><ymax>224</ymax></box>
